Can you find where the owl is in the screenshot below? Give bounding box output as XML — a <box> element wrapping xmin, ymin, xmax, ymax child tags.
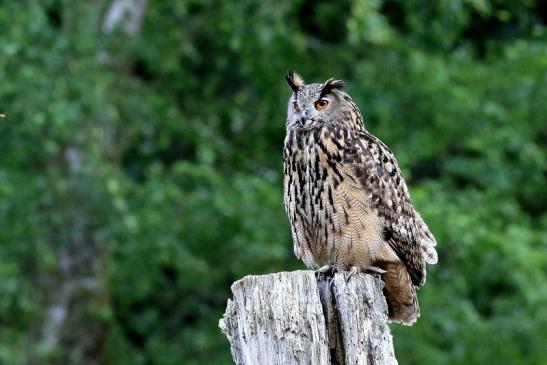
<box><xmin>283</xmin><ymin>71</ymin><xmax>438</xmax><ymax>325</ymax></box>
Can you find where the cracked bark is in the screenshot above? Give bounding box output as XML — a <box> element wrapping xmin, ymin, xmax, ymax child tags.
<box><xmin>219</xmin><ymin>271</ymin><xmax>398</xmax><ymax>365</ymax></box>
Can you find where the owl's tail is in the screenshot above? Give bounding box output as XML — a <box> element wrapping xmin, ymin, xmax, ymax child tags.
<box><xmin>382</xmin><ymin>261</ymin><xmax>420</xmax><ymax>325</ymax></box>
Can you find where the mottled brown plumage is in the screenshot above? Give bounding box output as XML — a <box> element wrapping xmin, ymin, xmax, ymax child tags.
<box><xmin>283</xmin><ymin>71</ymin><xmax>438</xmax><ymax>325</ymax></box>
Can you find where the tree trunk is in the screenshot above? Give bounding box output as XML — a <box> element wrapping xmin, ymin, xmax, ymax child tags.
<box><xmin>219</xmin><ymin>270</ymin><xmax>398</xmax><ymax>365</ymax></box>
<box><xmin>102</xmin><ymin>0</ymin><xmax>148</xmax><ymax>36</ymax></box>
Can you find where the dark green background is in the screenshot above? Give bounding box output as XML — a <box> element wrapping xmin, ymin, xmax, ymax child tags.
<box><xmin>0</xmin><ymin>1</ymin><xmax>546</xmax><ymax>364</ymax></box>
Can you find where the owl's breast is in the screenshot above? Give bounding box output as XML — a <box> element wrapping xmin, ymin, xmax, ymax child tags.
<box><xmin>283</xmin><ymin>128</ymin><xmax>391</xmax><ymax>269</ymax></box>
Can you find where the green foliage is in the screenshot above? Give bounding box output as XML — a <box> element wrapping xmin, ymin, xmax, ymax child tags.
<box><xmin>0</xmin><ymin>0</ymin><xmax>546</xmax><ymax>364</ymax></box>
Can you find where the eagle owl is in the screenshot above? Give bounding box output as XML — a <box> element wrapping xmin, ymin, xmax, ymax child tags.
<box><xmin>283</xmin><ymin>71</ymin><xmax>438</xmax><ymax>325</ymax></box>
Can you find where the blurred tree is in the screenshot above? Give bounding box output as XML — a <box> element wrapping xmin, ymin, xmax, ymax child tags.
<box><xmin>0</xmin><ymin>0</ymin><xmax>545</xmax><ymax>364</ymax></box>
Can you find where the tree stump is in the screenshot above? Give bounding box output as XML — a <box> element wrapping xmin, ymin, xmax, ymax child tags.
<box><xmin>219</xmin><ymin>270</ymin><xmax>397</xmax><ymax>365</ymax></box>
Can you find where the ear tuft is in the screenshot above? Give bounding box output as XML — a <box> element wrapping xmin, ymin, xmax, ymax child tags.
<box><xmin>285</xmin><ymin>70</ymin><xmax>305</xmax><ymax>92</ymax></box>
<box><xmin>320</xmin><ymin>78</ymin><xmax>346</xmax><ymax>97</ymax></box>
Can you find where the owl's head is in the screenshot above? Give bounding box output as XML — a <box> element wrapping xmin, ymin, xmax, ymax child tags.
<box><xmin>285</xmin><ymin>70</ymin><xmax>363</xmax><ymax>132</ymax></box>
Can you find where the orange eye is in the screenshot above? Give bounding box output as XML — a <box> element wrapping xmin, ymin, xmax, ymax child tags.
<box><xmin>293</xmin><ymin>101</ymin><xmax>300</xmax><ymax>111</ymax></box>
<box><xmin>315</xmin><ymin>99</ymin><xmax>329</xmax><ymax>110</ymax></box>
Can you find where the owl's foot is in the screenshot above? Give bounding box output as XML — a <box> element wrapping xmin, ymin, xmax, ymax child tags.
<box><xmin>315</xmin><ymin>265</ymin><xmax>338</xmax><ymax>280</ymax></box>
<box><xmin>345</xmin><ymin>265</ymin><xmax>387</xmax><ymax>283</ymax></box>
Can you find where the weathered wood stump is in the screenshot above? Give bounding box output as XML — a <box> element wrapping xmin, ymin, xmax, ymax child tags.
<box><xmin>219</xmin><ymin>270</ymin><xmax>397</xmax><ymax>365</ymax></box>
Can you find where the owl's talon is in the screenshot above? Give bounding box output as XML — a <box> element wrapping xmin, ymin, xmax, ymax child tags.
<box><xmin>363</xmin><ymin>265</ymin><xmax>387</xmax><ymax>275</ymax></box>
<box><xmin>345</xmin><ymin>266</ymin><xmax>359</xmax><ymax>283</ymax></box>
<box><xmin>315</xmin><ymin>265</ymin><xmax>337</xmax><ymax>280</ymax></box>
<box><xmin>346</xmin><ymin>265</ymin><xmax>387</xmax><ymax>283</ymax></box>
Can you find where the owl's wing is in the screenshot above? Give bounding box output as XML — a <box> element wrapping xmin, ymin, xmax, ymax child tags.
<box><xmin>345</xmin><ymin>131</ymin><xmax>437</xmax><ymax>286</ymax></box>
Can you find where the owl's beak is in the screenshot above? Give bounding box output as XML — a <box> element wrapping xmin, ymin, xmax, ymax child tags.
<box><xmin>298</xmin><ymin>109</ymin><xmax>308</xmax><ymax>125</ymax></box>
<box><xmin>296</xmin><ymin>109</ymin><xmax>314</xmax><ymax>129</ymax></box>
